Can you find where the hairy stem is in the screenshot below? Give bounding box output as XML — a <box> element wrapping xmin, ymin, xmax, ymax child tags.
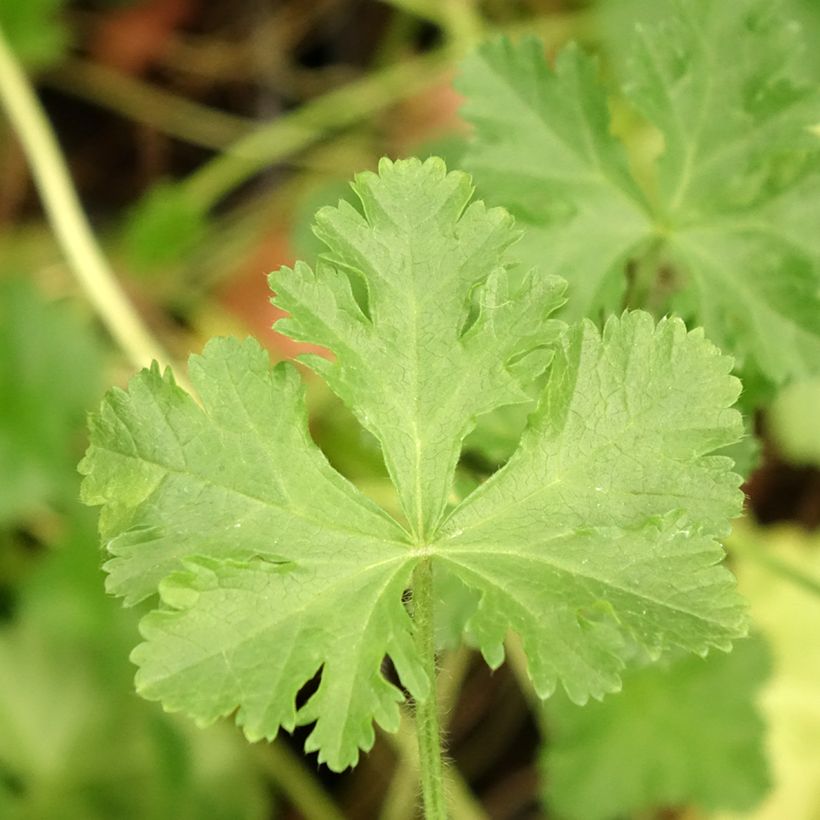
<box><xmin>413</xmin><ymin>558</ymin><xmax>448</xmax><ymax>819</ymax></box>
<box><xmin>0</xmin><ymin>25</ymin><xmax>177</xmax><ymax>377</ymax></box>
<box><xmin>382</xmin><ymin>646</ymin><xmax>486</xmax><ymax>820</ymax></box>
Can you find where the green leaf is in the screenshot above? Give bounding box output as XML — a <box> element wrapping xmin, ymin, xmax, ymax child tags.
<box><xmin>0</xmin><ymin>516</ymin><xmax>269</xmax><ymax>820</ymax></box>
<box><xmin>457</xmin><ymin>38</ymin><xmax>653</xmax><ymax>320</ymax></box>
<box><xmin>542</xmin><ymin>637</ymin><xmax>771</xmax><ymax>820</ymax></box>
<box><xmin>436</xmin><ymin>311</ymin><xmax>746</xmax><ymax>701</ymax></box>
<box><xmin>81</xmin><ymin>157</ymin><xmax>746</xmax><ymax>771</ymax></box>
<box><xmin>627</xmin><ymin>1</ymin><xmax>820</xmax><ymax>380</ymax></box>
<box><xmin>0</xmin><ymin>278</ymin><xmax>101</xmax><ymax>524</ymax></box>
<box><xmin>458</xmin><ymin>1</ymin><xmax>820</xmax><ymax>382</ymax></box>
<box><xmin>80</xmin><ymin>335</ymin><xmax>426</xmax><ymax>770</ymax></box>
<box><xmin>273</xmin><ymin>157</ymin><xmax>567</xmax><ymax>534</ymax></box>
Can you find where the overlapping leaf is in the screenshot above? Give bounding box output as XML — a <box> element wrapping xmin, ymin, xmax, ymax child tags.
<box><xmin>457</xmin><ymin>39</ymin><xmax>653</xmax><ymax>320</ymax></box>
<box><xmin>458</xmin><ymin>0</ymin><xmax>820</xmax><ymax>382</ymax></box>
<box><xmin>542</xmin><ymin>637</ymin><xmax>770</xmax><ymax>820</ymax></box>
<box><xmin>82</xmin><ymin>158</ymin><xmax>747</xmax><ymax>770</ymax></box>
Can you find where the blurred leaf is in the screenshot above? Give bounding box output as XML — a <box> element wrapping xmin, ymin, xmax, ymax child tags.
<box><xmin>459</xmin><ymin>1</ymin><xmax>820</xmax><ymax>383</ymax></box>
<box><xmin>543</xmin><ymin>637</ymin><xmax>771</xmax><ymax>820</ymax></box>
<box><xmin>462</xmin><ymin>401</ymin><xmax>532</xmax><ymax>467</ymax></box>
<box><xmin>0</xmin><ymin>513</ymin><xmax>270</xmax><ymax>820</ymax></box>
<box><xmin>0</xmin><ymin>278</ymin><xmax>102</xmax><ymax>524</ymax></box>
<box><xmin>767</xmin><ymin>378</ymin><xmax>820</xmax><ymax>467</ymax></box>
<box><xmin>717</xmin><ymin>523</ymin><xmax>820</xmax><ymax>820</ymax></box>
<box><xmin>0</xmin><ymin>0</ymin><xmax>68</xmax><ymax>69</ymax></box>
<box><xmin>458</xmin><ymin>38</ymin><xmax>652</xmax><ymax>321</ymax></box>
<box><xmin>432</xmin><ymin>564</ymin><xmax>479</xmax><ymax>651</ymax></box>
<box><xmin>122</xmin><ymin>182</ymin><xmax>208</xmax><ymax>275</ymax></box>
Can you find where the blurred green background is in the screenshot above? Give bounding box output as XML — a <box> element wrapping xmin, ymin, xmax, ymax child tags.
<box><xmin>0</xmin><ymin>1</ymin><xmax>819</xmax><ymax>818</ymax></box>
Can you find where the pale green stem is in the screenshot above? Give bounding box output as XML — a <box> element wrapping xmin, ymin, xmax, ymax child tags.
<box><xmin>44</xmin><ymin>57</ymin><xmax>254</xmax><ymax>150</ymax></box>
<box><xmin>381</xmin><ymin>713</ymin><xmax>487</xmax><ymax>820</ymax></box>
<box><xmin>412</xmin><ymin>558</ymin><xmax>448</xmax><ymax>819</ymax></box>
<box><xmin>0</xmin><ymin>25</ymin><xmax>177</xmax><ymax>377</ymax></box>
<box><xmin>253</xmin><ymin>741</ymin><xmax>345</xmax><ymax>820</ymax></box>
<box><xmin>382</xmin><ymin>646</ymin><xmax>484</xmax><ymax>820</ymax></box>
<box><xmin>170</xmin><ymin>9</ymin><xmax>589</xmax><ymax>212</ymax></box>
<box><xmin>182</xmin><ymin>49</ymin><xmax>451</xmax><ymax>207</ymax></box>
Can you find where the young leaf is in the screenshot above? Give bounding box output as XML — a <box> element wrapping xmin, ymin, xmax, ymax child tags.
<box><xmin>458</xmin><ymin>0</ymin><xmax>820</xmax><ymax>382</ymax></box>
<box><xmin>542</xmin><ymin>637</ymin><xmax>771</xmax><ymax>820</ymax></box>
<box><xmin>81</xmin><ymin>157</ymin><xmax>746</xmax><ymax>772</ymax></box>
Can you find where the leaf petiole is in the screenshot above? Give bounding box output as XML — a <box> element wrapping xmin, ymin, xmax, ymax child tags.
<box><xmin>412</xmin><ymin>557</ymin><xmax>448</xmax><ymax>818</ymax></box>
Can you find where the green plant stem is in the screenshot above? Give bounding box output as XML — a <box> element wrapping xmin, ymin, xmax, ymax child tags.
<box><xmin>182</xmin><ymin>49</ymin><xmax>451</xmax><ymax>207</ymax></box>
<box><xmin>253</xmin><ymin>741</ymin><xmax>345</xmax><ymax>820</ymax></box>
<box><xmin>381</xmin><ymin>646</ymin><xmax>483</xmax><ymax>820</ymax></box>
<box><xmin>44</xmin><ymin>57</ymin><xmax>254</xmax><ymax>150</ymax></box>
<box><xmin>0</xmin><ymin>25</ymin><xmax>177</xmax><ymax>377</ymax></box>
<box><xmin>381</xmin><ymin>712</ymin><xmax>487</xmax><ymax>820</ymax></box>
<box><xmin>412</xmin><ymin>558</ymin><xmax>448</xmax><ymax>819</ymax></box>
<box><xmin>170</xmin><ymin>9</ymin><xmax>589</xmax><ymax>213</ymax></box>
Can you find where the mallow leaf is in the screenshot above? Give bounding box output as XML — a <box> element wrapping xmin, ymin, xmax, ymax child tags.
<box><xmin>458</xmin><ymin>0</ymin><xmax>820</xmax><ymax>382</ymax></box>
<box><xmin>81</xmin><ymin>157</ymin><xmax>746</xmax><ymax>772</ymax></box>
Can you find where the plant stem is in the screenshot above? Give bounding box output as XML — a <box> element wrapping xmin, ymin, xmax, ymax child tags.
<box><xmin>381</xmin><ymin>646</ymin><xmax>485</xmax><ymax>820</ymax></box>
<box><xmin>45</xmin><ymin>57</ymin><xmax>254</xmax><ymax>151</ymax></box>
<box><xmin>412</xmin><ymin>558</ymin><xmax>448</xmax><ymax>819</ymax></box>
<box><xmin>253</xmin><ymin>740</ymin><xmax>345</xmax><ymax>820</ymax></box>
<box><xmin>182</xmin><ymin>48</ymin><xmax>451</xmax><ymax>207</ymax></box>
<box><xmin>169</xmin><ymin>9</ymin><xmax>588</xmax><ymax>213</ymax></box>
<box><xmin>0</xmin><ymin>25</ymin><xmax>176</xmax><ymax>376</ymax></box>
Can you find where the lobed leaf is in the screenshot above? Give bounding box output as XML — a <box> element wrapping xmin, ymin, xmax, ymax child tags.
<box><xmin>82</xmin><ymin>158</ymin><xmax>747</xmax><ymax>769</ymax></box>
<box><xmin>458</xmin><ymin>0</ymin><xmax>820</xmax><ymax>382</ymax></box>
<box><xmin>436</xmin><ymin>312</ymin><xmax>747</xmax><ymax>701</ymax></box>
<box><xmin>457</xmin><ymin>38</ymin><xmax>653</xmax><ymax>320</ymax></box>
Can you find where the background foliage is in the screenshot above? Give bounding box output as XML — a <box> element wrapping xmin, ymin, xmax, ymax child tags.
<box><xmin>1</xmin><ymin>0</ymin><xmax>819</xmax><ymax>818</ymax></box>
